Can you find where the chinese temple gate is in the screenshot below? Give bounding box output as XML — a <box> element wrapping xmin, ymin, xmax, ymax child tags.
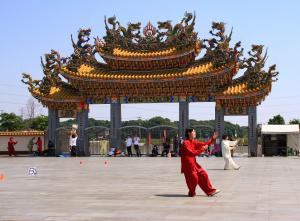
<box><xmin>22</xmin><ymin>12</ymin><xmax>278</xmax><ymax>156</ymax></box>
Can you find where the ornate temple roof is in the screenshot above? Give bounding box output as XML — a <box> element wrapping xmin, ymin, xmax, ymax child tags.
<box><xmin>216</xmin><ymin>80</ymin><xmax>272</xmax><ymax>109</ymax></box>
<box><xmin>32</xmin><ymin>86</ymin><xmax>81</xmax><ymax>100</ymax></box>
<box><xmin>29</xmin><ymin>82</ymin><xmax>83</xmax><ymax>110</ymax></box>
<box><xmin>22</xmin><ymin>12</ymin><xmax>278</xmax><ymax>114</ymax></box>
<box><xmin>98</xmin><ymin>43</ymin><xmax>199</xmax><ymax>70</ymax></box>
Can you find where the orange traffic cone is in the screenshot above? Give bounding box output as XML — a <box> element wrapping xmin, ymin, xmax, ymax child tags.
<box><xmin>0</xmin><ymin>174</ymin><xmax>5</xmax><ymax>182</ymax></box>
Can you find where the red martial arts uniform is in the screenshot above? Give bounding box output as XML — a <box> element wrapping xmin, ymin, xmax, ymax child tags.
<box><xmin>180</xmin><ymin>136</ymin><xmax>216</xmax><ymax>197</ymax></box>
<box><xmin>36</xmin><ymin>138</ymin><xmax>43</xmax><ymax>156</ymax></box>
<box><xmin>8</xmin><ymin>138</ymin><xmax>17</xmax><ymax>156</ymax></box>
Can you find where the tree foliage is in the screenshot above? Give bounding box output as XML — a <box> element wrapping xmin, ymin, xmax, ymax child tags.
<box><xmin>268</xmin><ymin>114</ymin><xmax>285</xmax><ymax>125</ymax></box>
<box><xmin>289</xmin><ymin>119</ymin><xmax>300</xmax><ymax>125</ymax></box>
<box><xmin>28</xmin><ymin>115</ymin><xmax>48</xmax><ymax>131</ymax></box>
<box><xmin>0</xmin><ymin>111</ymin><xmax>248</xmax><ymax>138</ymax></box>
<box><xmin>0</xmin><ymin>113</ymin><xmax>25</xmax><ymax>131</ymax></box>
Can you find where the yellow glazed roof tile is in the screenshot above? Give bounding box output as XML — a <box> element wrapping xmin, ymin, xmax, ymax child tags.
<box><xmin>0</xmin><ymin>131</ymin><xmax>45</xmax><ymax>136</ymax></box>
<box><xmin>64</xmin><ymin>62</ymin><xmax>216</xmax><ymax>80</ymax></box>
<box><xmin>112</xmin><ymin>47</ymin><xmax>177</xmax><ymax>58</ymax></box>
<box><xmin>222</xmin><ymin>83</ymin><xmax>257</xmax><ymax>95</ymax></box>
<box><xmin>32</xmin><ymin>85</ymin><xmax>81</xmax><ymax>101</ymax></box>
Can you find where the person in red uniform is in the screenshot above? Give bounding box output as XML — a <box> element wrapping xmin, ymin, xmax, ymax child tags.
<box><xmin>180</xmin><ymin>129</ymin><xmax>220</xmax><ymax>197</ymax></box>
<box><xmin>7</xmin><ymin>137</ymin><xmax>17</xmax><ymax>156</ymax></box>
<box><xmin>35</xmin><ymin>137</ymin><xmax>43</xmax><ymax>156</ymax></box>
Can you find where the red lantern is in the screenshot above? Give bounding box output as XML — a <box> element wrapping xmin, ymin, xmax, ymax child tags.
<box><xmin>79</xmin><ymin>102</ymin><xmax>85</xmax><ymax>109</ymax></box>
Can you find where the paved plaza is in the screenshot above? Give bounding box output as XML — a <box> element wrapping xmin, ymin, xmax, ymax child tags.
<box><xmin>1</xmin><ymin>156</ymin><xmax>300</xmax><ymax>221</ymax></box>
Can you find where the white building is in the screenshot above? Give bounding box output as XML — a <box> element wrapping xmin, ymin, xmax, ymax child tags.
<box><xmin>259</xmin><ymin>124</ymin><xmax>300</xmax><ymax>156</ymax></box>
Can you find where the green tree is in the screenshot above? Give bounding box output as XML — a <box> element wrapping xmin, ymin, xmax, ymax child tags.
<box><xmin>59</xmin><ymin>118</ymin><xmax>110</xmax><ymax>128</ymax></box>
<box><xmin>268</xmin><ymin>115</ymin><xmax>285</xmax><ymax>125</ymax></box>
<box><xmin>0</xmin><ymin>112</ymin><xmax>25</xmax><ymax>131</ymax></box>
<box><xmin>42</xmin><ymin>115</ymin><xmax>249</xmax><ymax>139</ymax></box>
<box><xmin>146</xmin><ymin>116</ymin><xmax>175</xmax><ymax>128</ymax></box>
<box><xmin>29</xmin><ymin>115</ymin><xmax>48</xmax><ymax>131</ymax></box>
<box><xmin>59</xmin><ymin>119</ymin><xmax>76</xmax><ymax>128</ymax></box>
<box><xmin>91</xmin><ymin>119</ymin><xmax>110</xmax><ymax>128</ymax></box>
<box><xmin>289</xmin><ymin>119</ymin><xmax>300</xmax><ymax>125</ymax></box>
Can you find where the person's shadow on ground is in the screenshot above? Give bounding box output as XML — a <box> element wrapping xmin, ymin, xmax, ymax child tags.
<box><xmin>155</xmin><ymin>194</ymin><xmax>207</xmax><ymax>197</ymax></box>
<box><xmin>206</xmin><ymin>168</ymin><xmax>225</xmax><ymax>170</ymax></box>
<box><xmin>155</xmin><ymin>194</ymin><xmax>188</xmax><ymax>197</ymax></box>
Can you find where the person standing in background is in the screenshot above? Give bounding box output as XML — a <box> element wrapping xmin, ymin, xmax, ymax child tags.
<box><xmin>27</xmin><ymin>137</ymin><xmax>35</xmax><ymax>153</ymax></box>
<box><xmin>35</xmin><ymin>137</ymin><xmax>43</xmax><ymax>156</ymax></box>
<box><xmin>70</xmin><ymin>132</ymin><xmax>78</xmax><ymax>157</ymax></box>
<box><xmin>133</xmin><ymin>135</ymin><xmax>141</xmax><ymax>157</ymax></box>
<box><xmin>221</xmin><ymin>135</ymin><xmax>240</xmax><ymax>170</ymax></box>
<box><xmin>125</xmin><ymin>135</ymin><xmax>133</xmax><ymax>157</ymax></box>
<box><xmin>8</xmin><ymin>137</ymin><xmax>17</xmax><ymax>157</ymax></box>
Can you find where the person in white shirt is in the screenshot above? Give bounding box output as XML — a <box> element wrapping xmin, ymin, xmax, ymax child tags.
<box><xmin>133</xmin><ymin>135</ymin><xmax>141</xmax><ymax>157</ymax></box>
<box><xmin>70</xmin><ymin>132</ymin><xmax>78</xmax><ymax>157</ymax></box>
<box><xmin>221</xmin><ymin>135</ymin><xmax>240</xmax><ymax>170</ymax></box>
<box><xmin>125</xmin><ymin>135</ymin><xmax>133</xmax><ymax>157</ymax></box>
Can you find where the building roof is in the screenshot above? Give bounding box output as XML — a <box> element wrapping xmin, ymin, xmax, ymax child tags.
<box><xmin>31</xmin><ymin>85</ymin><xmax>83</xmax><ymax>110</ymax></box>
<box><xmin>62</xmin><ymin>61</ymin><xmax>225</xmax><ymax>81</ymax></box>
<box><xmin>0</xmin><ymin>131</ymin><xmax>45</xmax><ymax>137</ymax></box>
<box><xmin>97</xmin><ymin>42</ymin><xmax>199</xmax><ymax>70</ymax></box>
<box><xmin>32</xmin><ymin>86</ymin><xmax>81</xmax><ymax>101</ymax></box>
<box><xmin>261</xmin><ymin>124</ymin><xmax>299</xmax><ymax>134</ymax></box>
<box><xmin>111</xmin><ymin>47</ymin><xmax>178</xmax><ymax>58</ymax></box>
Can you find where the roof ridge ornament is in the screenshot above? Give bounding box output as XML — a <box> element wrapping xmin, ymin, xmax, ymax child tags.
<box><xmin>143</xmin><ymin>22</ymin><xmax>156</xmax><ymax>37</ymax></box>
<box><xmin>101</xmin><ymin>12</ymin><xmax>197</xmax><ymax>51</ymax></box>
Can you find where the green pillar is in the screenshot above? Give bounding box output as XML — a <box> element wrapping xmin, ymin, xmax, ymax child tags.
<box><xmin>110</xmin><ymin>101</ymin><xmax>121</xmax><ymax>148</ymax></box>
<box><xmin>248</xmin><ymin>106</ymin><xmax>257</xmax><ymax>157</ymax></box>
<box><xmin>179</xmin><ymin>97</ymin><xmax>189</xmax><ymax>139</ymax></box>
<box><xmin>77</xmin><ymin>109</ymin><xmax>89</xmax><ymax>156</ymax></box>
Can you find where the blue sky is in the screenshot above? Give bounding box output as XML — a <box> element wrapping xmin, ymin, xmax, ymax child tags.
<box><xmin>0</xmin><ymin>0</ymin><xmax>299</xmax><ymax>126</ymax></box>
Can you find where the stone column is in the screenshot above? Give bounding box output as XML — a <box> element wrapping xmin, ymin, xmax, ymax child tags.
<box><xmin>110</xmin><ymin>101</ymin><xmax>121</xmax><ymax>148</ymax></box>
<box><xmin>179</xmin><ymin>97</ymin><xmax>189</xmax><ymax>139</ymax></box>
<box><xmin>248</xmin><ymin>106</ymin><xmax>257</xmax><ymax>157</ymax></box>
<box><xmin>215</xmin><ymin>106</ymin><xmax>224</xmax><ymax>156</ymax></box>
<box><xmin>48</xmin><ymin>109</ymin><xmax>59</xmax><ymax>156</ymax></box>
<box><xmin>77</xmin><ymin>109</ymin><xmax>89</xmax><ymax>156</ymax></box>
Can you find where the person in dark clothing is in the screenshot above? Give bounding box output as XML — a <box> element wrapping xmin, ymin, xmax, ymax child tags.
<box><xmin>151</xmin><ymin>145</ymin><xmax>159</xmax><ymax>157</ymax></box>
<box><xmin>161</xmin><ymin>138</ymin><xmax>171</xmax><ymax>157</ymax></box>
<box><xmin>45</xmin><ymin>140</ymin><xmax>55</xmax><ymax>156</ymax></box>
<box><xmin>173</xmin><ymin>136</ymin><xmax>179</xmax><ymax>156</ymax></box>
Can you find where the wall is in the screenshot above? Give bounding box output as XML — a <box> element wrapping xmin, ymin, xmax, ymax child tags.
<box><xmin>287</xmin><ymin>134</ymin><xmax>300</xmax><ymax>151</ymax></box>
<box><xmin>0</xmin><ymin>135</ymin><xmax>45</xmax><ymax>153</ymax></box>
